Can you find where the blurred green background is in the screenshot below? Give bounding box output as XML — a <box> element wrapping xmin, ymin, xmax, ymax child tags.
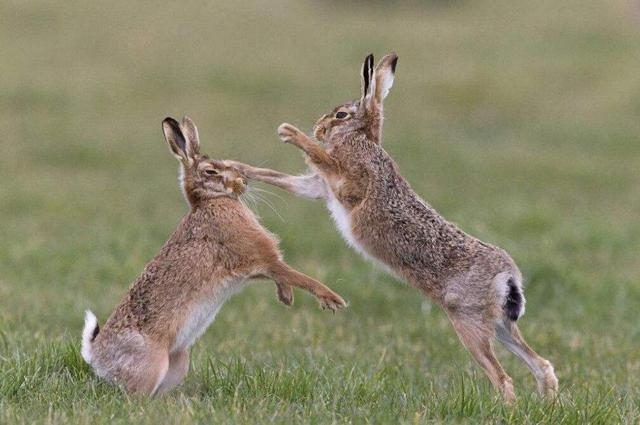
<box><xmin>1</xmin><ymin>0</ymin><xmax>639</xmax><ymax>423</ymax></box>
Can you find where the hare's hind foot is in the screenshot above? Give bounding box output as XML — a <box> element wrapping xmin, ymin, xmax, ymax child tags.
<box><xmin>447</xmin><ymin>312</ymin><xmax>517</xmax><ymax>403</ymax></box>
<box><xmin>539</xmin><ymin>362</ymin><xmax>559</xmax><ymax>399</ymax></box>
<box><xmin>496</xmin><ymin>320</ymin><xmax>558</xmax><ymax>400</ymax></box>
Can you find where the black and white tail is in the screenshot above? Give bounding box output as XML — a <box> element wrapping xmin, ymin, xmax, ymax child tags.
<box><xmin>503</xmin><ymin>278</ymin><xmax>525</xmax><ymax>321</ymax></box>
<box><xmin>81</xmin><ymin>310</ymin><xmax>100</xmax><ymax>364</ymax></box>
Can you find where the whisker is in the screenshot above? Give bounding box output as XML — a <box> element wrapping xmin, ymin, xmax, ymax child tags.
<box><xmin>240</xmin><ymin>192</ymin><xmax>258</xmax><ymax>213</ymax></box>
<box><xmin>250</xmin><ymin>191</ymin><xmax>285</xmax><ymax>222</ymax></box>
<box><xmin>251</xmin><ymin>186</ymin><xmax>287</xmax><ymax>204</ymax></box>
<box><xmin>245</xmin><ymin>193</ymin><xmax>259</xmax><ymax>210</ymax></box>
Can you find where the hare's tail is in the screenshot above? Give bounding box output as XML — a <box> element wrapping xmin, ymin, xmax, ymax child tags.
<box><xmin>503</xmin><ymin>277</ymin><xmax>525</xmax><ymax>321</ymax></box>
<box><xmin>81</xmin><ymin>310</ymin><xmax>100</xmax><ymax>364</ymax></box>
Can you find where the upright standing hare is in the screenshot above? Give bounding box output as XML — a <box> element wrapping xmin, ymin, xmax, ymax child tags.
<box><xmin>228</xmin><ymin>54</ymin><xmax>558</xmax><ymax>402</ymax></box>
<box><xmin>81</xmin><ymin>116</ymin><xmax>346</xmax><ymax>395</ymax></box>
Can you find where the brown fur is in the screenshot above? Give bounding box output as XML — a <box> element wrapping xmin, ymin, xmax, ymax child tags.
<box><xmin>81</xmin><ymin>116</ymin><xmax>346</xmax><ymax>396</ymax></box>
<box><xmin>229</xmin><ymin>54</ymin><xmax>558</xmax><ymax>402</ymax></box>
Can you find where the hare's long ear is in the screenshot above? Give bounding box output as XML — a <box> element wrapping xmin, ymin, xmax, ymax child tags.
<box><xmin>179</xmin><ymin>116</ymin><xmax>200</xmax><ymax>157</ymax></box>
<box><xmin>360</xmin><ymin>53</ymin><xmax>375</xmax><ymax>103</ymax></box>
<box><xmin>162</xmin><ymin>117</ymin><xmax>190</xmax><ymax>163</ymax></box>
<box><xmin>373</xmin><ymin>52</ymin><xmax>398</xmax><ymax>104</ymax></box>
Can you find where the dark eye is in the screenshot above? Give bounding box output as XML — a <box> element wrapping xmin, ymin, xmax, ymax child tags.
<box><xmin>204</xmin><ymin>169</ymin><xmax>218</xmax><ymax>176</ymax></box>
<box><xmin>335</xmin><ymin>111</ymin><xmax>349</xmax><ymax>119</ymax></box>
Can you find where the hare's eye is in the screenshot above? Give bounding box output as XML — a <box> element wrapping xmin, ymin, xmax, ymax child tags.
<box><xmin>335</xmin><ymin>111</ymin><xmax>349</xmax><ymax>119</ymax></box>
<box><xmin>204</xmin><ymin>169</ymin><xmax>218</xmax><ymax>176</ymax></box>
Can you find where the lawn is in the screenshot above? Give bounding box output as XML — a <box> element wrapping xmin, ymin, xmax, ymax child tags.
<box><xmin>1</xmin><ymin>0</ymin><xmax>639</xmax><ymax>423</ymax></box>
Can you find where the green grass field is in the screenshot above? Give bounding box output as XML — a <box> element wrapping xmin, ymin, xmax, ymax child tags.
<box><xmin>1</xmin><ymin>0</ymin><xmax>640</xmax><ymax>423</ymax></box>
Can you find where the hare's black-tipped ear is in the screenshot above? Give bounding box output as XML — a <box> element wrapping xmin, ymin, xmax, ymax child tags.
<box><xmin>360</xmin><ymin>53</ymin><xmax>374</xmax><ymax>101</ymax></box>
<box><xmin>162</xmin><ymin>117</ymin><xmax>189</xmax><ymax>162</ymax></box>
<box><xmin>180</xmin><ymin>116</ymin><xmax>200</xmax><ymax>157</ymax></box>
<box><xmin>373</xmin><ymin>52</ymin><xmax>398</xmax><ymax>103</ymax></box>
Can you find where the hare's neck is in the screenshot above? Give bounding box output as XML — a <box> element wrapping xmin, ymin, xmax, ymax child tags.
<box><xmin>192</xmin><ymin>195</ymin><xmax>239</xmax><ymax>211</ymax></box>
<box><xmin>179</xmin><ymin>198</ymin><xmax>247</xmax><ymax>241</ymax></box>
<box><xmin>364</xmin><ymin>116</ymin><xmax>383</xmax><ymax>144</ymax></box>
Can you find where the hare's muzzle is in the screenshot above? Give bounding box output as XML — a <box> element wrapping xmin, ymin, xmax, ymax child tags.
<box><xmin>230</xmin><ymin>177</ymin><xmax>246</xmax><ymax>195</ymax></box>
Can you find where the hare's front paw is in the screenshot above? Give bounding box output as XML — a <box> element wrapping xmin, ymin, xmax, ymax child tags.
<box><xmin>277</xmin><ymin>123</ymin><xmax>304</xmax><ymax>146</ymax></box>
<box><xmin>276</xmin><ymin>283</ymin><xmax>294</xmax><ymax>306</ymax></box>
<box><xmin>318</xmin><ymin>289</ymin><xmax>347</xmax><ymax>312</ymax></box>
<box><xmin>224</xmin><ymin>160</ymin><xmax>255</xmax><ymax>179</ymax></box>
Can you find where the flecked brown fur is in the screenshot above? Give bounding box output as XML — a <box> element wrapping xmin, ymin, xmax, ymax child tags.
<box><xmin>81</xmin><ymin>116</ymin><xmax>346</xmax><ymax>396</ymax></box>
<box><xmin>230</xmin><ymin>54</ymin><xmax>558</xmax><ymax>402</ymax></box>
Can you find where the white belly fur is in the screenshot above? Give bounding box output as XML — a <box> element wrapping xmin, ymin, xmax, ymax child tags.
<box><xmin>171</xmin><ymin>277</ymin><xmax>247</xmax><ymax>353</ymax></box>
<box><xmin>326</xmin><ymin>192</ymin><xmax>394</xmax><ymax>276</ymax></box>
<box><xmin>326</xmin><ymin>192</ymin><xmax>366</xmax><ymax>255</ymax></box>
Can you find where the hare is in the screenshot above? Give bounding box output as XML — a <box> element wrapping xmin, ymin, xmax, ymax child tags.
<box><xmin>227</xmin><ymin>53</ymin><xmax>558</xmax><ymax>402</ymax></box>
<box><xmin>81</xmin><ymin>116</ymin><xmax>347</xmax><ymax>396</ymax></box>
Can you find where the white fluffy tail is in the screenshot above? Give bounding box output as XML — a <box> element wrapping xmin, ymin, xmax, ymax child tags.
<box><xmin>81</xmin><ymin>310</ymin><xmax>99</xmax><ymax>364</ymax></box>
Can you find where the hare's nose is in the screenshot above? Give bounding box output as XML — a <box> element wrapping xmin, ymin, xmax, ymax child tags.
<box><xmin>232</xmin><ymin>177</ymin><xmax>246</xmax><ymax>194</ymax></box>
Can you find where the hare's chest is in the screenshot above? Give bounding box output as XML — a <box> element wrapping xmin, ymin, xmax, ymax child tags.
<box><xmin>172</xmin><ymin>278</ymin><xmax>247</xmax><ymax>352</ymax></box>
<box><xmin>326</xmin><ymin>190</ymin><xmax>396</xmax><ymax>276</ymax></box>
<box><xmin>326</xmin><ymin>192</ymin><xmax>367</xmax><ymax>257</ymax></box>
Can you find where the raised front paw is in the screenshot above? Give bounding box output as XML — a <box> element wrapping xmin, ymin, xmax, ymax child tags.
<box><xmin>277</xmin><ymin>123</ymin><xmax>305</xmax><ymax>146</ymax></box>
<box><xmin>318</xmin><ymin>289</ymin><xmax>348</xmax><ymax>312</ymax></box>
<box><xmin>276</xmin><ymin>283</ymin><xmax>294</xmax><ymax>306</ymax></box>
<box><xmin>223</xmin><ymin>160</ymin><xmax>255</xmax><ymax>179</ymax></box>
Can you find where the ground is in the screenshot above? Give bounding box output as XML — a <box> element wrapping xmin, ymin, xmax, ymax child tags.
<box><xmin>1</xmin><ymin>0</ymin><xmax>639</xmax><ymax>423</ymax></box>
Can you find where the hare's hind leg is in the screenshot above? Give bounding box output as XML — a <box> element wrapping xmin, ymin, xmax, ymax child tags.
<box><xmin>447</xmin><ymin>312</ymin><xmax>516</xmax><ymax>403</ymax></box>
<box><xmin>124</xmin><ymin>346</ymin><xmax>169</xmax><ymax>396</ymax></box>
<box><xmin>155</xmin><ymin>349</ymin><xmax>190</xmax><ymax>395</ymax></box>
<box><xmin>496</xmin><ymin>320</ymin><xmax>558</xmax><ymax>399</ymax></box>
<box><xmin>94</xmin><ymin>333</ymin><xmax>169</xmax><ymax>395</ymax></box>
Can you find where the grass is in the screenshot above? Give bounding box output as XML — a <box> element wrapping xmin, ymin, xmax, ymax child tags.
<box><xmin>1</xmin><ymin>0</ymin><xmax>640</xmax><ymax>423</ymax></box>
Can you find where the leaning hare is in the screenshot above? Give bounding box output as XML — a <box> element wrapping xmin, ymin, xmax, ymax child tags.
<box><xmin>228</xmin><ymin>53</ymin><xmax>558</xmax><ymax>402</ymax></box>
<box><xmin>81</xmin><ymin>116</ymin><xmax>346</xmax><ymax>395</ymax></box>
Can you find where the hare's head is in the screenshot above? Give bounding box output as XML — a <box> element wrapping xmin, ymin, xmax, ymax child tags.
<box><xmin>162</xmin><ymin>116</ymin><xmax>246</xmax><ymax>206</ymax></box>
<box><xmin>314</xmin><ymin>53</ymin><xmax>397</xmax><ymax>145</ymax></box>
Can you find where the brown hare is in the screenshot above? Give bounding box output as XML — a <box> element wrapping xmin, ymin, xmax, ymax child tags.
<box><xmin>81</xmin><ymin>116</ymin><xmax>346</xmax><ymax>396</ymax></box>
<box><xmin>228</xmin><ymin>53</ymin><xmax>558</xmax><ymax>402</ymax></box>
